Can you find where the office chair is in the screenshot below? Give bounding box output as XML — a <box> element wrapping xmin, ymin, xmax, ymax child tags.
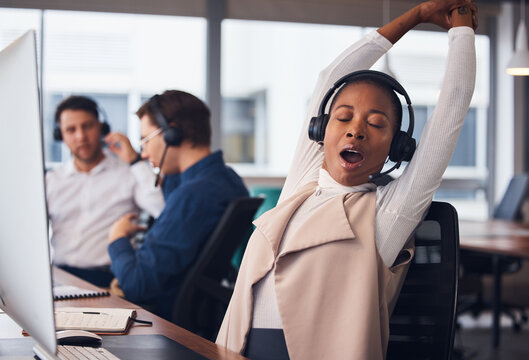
<box><xmin>493</xmin><ymin>173</ymin><xmax>529</xmax><ymax>220</ymax></box>
<box><xmin>387</xmin><ymin>201</ymin><xmax>459</xmax><ymax>360</ymax></box>
<box><xmin>249</xmin><ymin>186</ymin><xmax>282</xmax><ymax>219</ymax></box>
<box><xmin>170</xmin><ymin>196</ymin><xmax>264</xmax><ymax>341</ymax></box>
<box><xmin>231</xmin><ymin>186</ymin><xmax>282</xmax><ymax>269</ymax></box>
<box><xmin>458</xmin><ymin>173</ymin><xmax>529</xmax><ymax>331</ymax></box>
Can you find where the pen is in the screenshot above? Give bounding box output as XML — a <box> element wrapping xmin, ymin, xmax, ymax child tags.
<box><xmin>55</xmin><ymin>311</ymin><xmax>109</xmax><ymax>315</ymax></box>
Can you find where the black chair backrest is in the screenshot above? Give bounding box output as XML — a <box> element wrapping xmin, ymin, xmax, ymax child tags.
<box><xmin>387</xmin><ymin>201</ymin><xmax>459</xmax><ymax>360</ymax></box>
<box><xmin>171</xmin><ymin>196</ymin><xmax>263</xmax><ymax>340</ymax></box>
<box><xmin>493</xmin><ymin>173</ymin><xmax>529</xmax><ymax>221</ymax></box>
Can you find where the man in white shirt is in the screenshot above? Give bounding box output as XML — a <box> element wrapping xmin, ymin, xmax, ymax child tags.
<box><xmin>46</xmin><ymin>95</ymin><xmax>164</xmax><ymax>287</ymax></box>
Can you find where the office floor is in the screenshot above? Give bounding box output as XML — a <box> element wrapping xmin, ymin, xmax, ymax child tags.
<box><xmin>454</xmin><ymin>312</ymin><xmax>529</xmax><ymax>360</ymax></box>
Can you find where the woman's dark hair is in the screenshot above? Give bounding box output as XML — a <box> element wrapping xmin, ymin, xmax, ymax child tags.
<box><xmin>137</xmin><ymin>90</ymin><xmax>211</xmax><ymax>147</ymax></box>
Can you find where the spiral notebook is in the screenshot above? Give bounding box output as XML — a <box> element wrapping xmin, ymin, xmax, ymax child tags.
<box><xmin>54</xmin><ymin>307</ymin><xmax>136</xmax><ymax>334</ymax></box>
<box><xmin>23</xmin><ymin>307</ymin><xmax>136</xmax><ymax>335</ymax></box>
<box><xmin>53</xmin><ymin>284</ymin><xmax>110</xmax><ymax>300</ymax></box>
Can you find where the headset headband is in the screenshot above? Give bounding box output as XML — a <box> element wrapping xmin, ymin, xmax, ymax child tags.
<box><xmin>318</xmin><ymin>70</ymin><xmax>414</xmax><ymax>138</ymax></box>
<box><xmin>148</xmin><ymin>94</ymin><xmax>184</xmax><ymax>148</ymax></box>
<box><xmin>149</xmin><ymin>94</ymin><xmax>170</xmax><ymax>130</ymax></box>
<box><xmin>53</xmin><ymin>97</ymin><xmax>110</xmax><ymax>141</ymax></box>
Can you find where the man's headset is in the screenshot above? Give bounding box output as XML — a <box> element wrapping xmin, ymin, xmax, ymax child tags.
<box><xmin>148</xmin><ymin>94</ymin><xmax>185</xmax><ymax>186</ymax></box>
<box><xmin>149</xmin><ymin>94</ymin><xmax>183</xmax><ymax>147</ymax></box>
<box><xmin>308</xmin><ymin>70</ymin><xmax>416</xmax><ymax>180</ymax></box>
<box><xmin>53</xmin><ymin>98</ymin><xmax>110</xmax><ymax>142</ymax></box>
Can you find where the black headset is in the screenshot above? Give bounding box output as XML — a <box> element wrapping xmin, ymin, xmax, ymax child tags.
<box><xmin>53</xmin><ymin>98</ymin><xmax>110</xmax><ymax>142</ymax></box>
<box><xmin>308</xmin><ymin>70</ymin><xmax>416</xmax><ymax>168</ymax></box>
<box><xmin>149</xmin><ymin>94</ymin><xmax>184</xmax><ymax>147</ymax></box>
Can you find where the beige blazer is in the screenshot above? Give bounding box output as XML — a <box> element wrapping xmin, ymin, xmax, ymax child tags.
<box><xmin>217</xmin><ymin>182</ymin><xmax>414</xmax><ymax>359</ymax></box>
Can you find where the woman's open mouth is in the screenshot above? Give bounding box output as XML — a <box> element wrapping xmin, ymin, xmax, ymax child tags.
<box><xmin>340</xmin><ymin>149</ymin><xmax>364</xmax><ymax>168</ymax></box>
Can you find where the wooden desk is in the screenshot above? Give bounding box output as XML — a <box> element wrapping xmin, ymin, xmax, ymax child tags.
<box><xmin>459</xmin><ymin>219</ymin><xmax>529</xmax><ymax>349</ymax></box>
<box><xmin>0</xmin><ymin>267</ymin><xmax>246</xmax><ymax>360</ymax></box>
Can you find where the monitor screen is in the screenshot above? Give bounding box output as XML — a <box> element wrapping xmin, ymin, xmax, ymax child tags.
<box><xmin>0</xmin><ymin>30</ymin><xmax>57</xmax><ymax>356</ymax></box>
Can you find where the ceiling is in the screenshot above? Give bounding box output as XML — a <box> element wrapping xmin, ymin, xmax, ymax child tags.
<box><xmin>0</xmin><ymin>0</ymin><xmax>513</xmax><ymax>34</ymax></box>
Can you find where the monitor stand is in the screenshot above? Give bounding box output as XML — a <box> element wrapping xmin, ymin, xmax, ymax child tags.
<box><xmin>33</xmin><ymin>344</ymin><xmax>57</xmax><ymax>360</ymax></box>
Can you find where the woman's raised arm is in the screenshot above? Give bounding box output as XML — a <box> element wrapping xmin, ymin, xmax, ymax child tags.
<box><xmin>279</xmin><ymin>0</ymin><xmax>475</xmax><ymax>203</ymax></box>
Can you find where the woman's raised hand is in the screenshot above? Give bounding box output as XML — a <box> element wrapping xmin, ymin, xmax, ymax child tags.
<box><xmin>419</xmin><ymin>0</ymin><xmax>477</xmax><ymax>30</ymax></box>
<box><xmin>378</xmin><ymin>0</ymin><xmax>477</xmax><ymax>45</ymax></box>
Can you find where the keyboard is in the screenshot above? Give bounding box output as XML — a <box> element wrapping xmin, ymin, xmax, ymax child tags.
<box><xmin>57</xmin><ymin>345</ymin><xmax>120</xmax><ymax>360</ymax></box>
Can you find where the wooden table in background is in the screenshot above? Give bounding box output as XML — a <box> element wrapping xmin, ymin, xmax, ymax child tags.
<box><xmin>0</xmin><ymin>267</ymin><xmax>246</xmax><ymax>360</ymax></box>
<box><xmin>459</xmin><ymin>219</ymin><xmax>529</xmax><ymax>349</ymax></box>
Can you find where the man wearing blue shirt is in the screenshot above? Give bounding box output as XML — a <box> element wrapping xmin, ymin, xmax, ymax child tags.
<box><xmin>108</xmin><ymin>90</ymin><xmax>248</xmax><ymax>320</ymax></box>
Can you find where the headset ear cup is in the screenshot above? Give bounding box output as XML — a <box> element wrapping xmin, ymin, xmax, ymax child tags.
<box><xmin>100</xmin><ymin>122</ymin><xmax>111</xmax><ymax>137</ymax></box>
<box><xmin>389</xmin><ymin>132</ymin><xmax>403</xmax><ymax>162</ymax></box>
<box><xmin>308</xmin><ymin>114</ymin><xmax>329</xmax><ymax>143</ymax></box>
<box><xmin>319</xmin><ymin>114</ymin><xmax>330</xmax><ymax>142</ymax></box>
<box><xmin>308</xmin><ymin>116</ymin><xmax>319</xmax><ymax>142</ymax></box>
<box><xmin>402</xmin><ymin>136</ymin><xmax>416</xmax><ymax>162</ymax></box>
<box><xmin>389</xmin><ymin>131</ymin><xmax>416</xmax><ymax>163</ymax></box>
<box><xmin>403</xmin><ymin>135</ymin><xmax>417</xmax><ymax>161</ymax></box>
<box><xmin>163</xmin><ymin>127</ymin><xmax>183</xmax><ymax>146</ymax></box>
<box><xmin>53</xmin><ymin>125</ymin><xmax>62</xmax><ymax>142</ymax></box>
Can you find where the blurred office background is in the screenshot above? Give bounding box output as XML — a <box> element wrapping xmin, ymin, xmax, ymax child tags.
<box><xmin>2</xmin><ymin>2</ymin><xmax>529</xmax><ymax>357</ymax></box>
<box><xmin>0</xmin><ymin>0</ymin><xmax>509</xmax><ymax>222</ymax></box>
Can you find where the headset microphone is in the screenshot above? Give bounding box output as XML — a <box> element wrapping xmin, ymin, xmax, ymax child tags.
<box><xmin>154</xmin><ymin>144</ymin><xmax>169</xmax><ymax>187</ymax></box>
<box><xmin>368</xmin><ymin>161</ymin><xmax>402</xmax><ymax>182</ymax></box>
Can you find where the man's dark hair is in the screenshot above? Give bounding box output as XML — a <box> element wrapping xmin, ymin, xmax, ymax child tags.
<box><xmin>330</xmin><ymin>77</ymin><xmax>403</xmax><ymax>134</ymax></box>
<box><xmin>137</xmin><ymin>90</ymin><xmax>211</xmax><ymax>147</ymax></box>
<box><xmin>54</xmin><ymin>95</ymin><xmax>99</xmax><ymax>124</ymax></box>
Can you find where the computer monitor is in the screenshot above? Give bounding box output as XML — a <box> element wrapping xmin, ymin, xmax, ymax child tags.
<box><xmin>0</xmin><ymin>30</ymin><xmax>58</xmax><ymax>358</ymax></box>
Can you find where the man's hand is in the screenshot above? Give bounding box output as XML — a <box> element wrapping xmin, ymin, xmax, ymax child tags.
<box><xmin>109</xmin><ymin>278</ymin><xmax>125</xmax><ymax>297</ymax></box>
<box><xmin>109</xmin><ymin>213</ymin><xmax>146</xmax><ymax>243</ymax></box>
<box><xmin>105</xmin><ymin>132</ymin><xmax>138</xmax><ymax>164</ymax></box>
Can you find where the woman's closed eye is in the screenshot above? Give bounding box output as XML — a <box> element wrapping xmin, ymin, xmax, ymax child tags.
<box><xmin>367</xmin><ymin>116</ymin><xmax>388</xmax><ymax>129</ymax></box>
<box><xmin>368</xmin><ymin>121</ymin><xmax>384</xmax><ymax>129</ymax></box>
<box><xmin>332</xmin><ymin>107</ymin><xmax>353</xmax><ymax>122</ymax></box>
